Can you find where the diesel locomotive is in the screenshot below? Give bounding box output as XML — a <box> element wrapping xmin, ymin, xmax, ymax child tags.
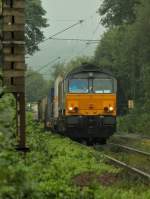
<box><xmin>38</xmin><ymin>63</ymin><xmax>117</xmax><ymax>143</ymax></box>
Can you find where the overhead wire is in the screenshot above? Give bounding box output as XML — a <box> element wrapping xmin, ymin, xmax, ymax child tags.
<box><xmin>27</xmin><ymin>11</ymin><xmax>100</xmax><ymax>55</ymax></box>
<box><xmin>40</xmin><ymin>59</ymin><xmax>63</xmax><ymax>78</ymax></box>
<box><xmin>26</xmin><ymin>15</ymin><xmax>83</xmax><ymax>22</ymax></box>
<box><xmin>44</xmin><ymin>20</ymin><xmax>84</xmax><ymax>41</ymax></box>
<box><xmin>92</xmin><ymin>18</ymin><xmax>101</xmax><ymax>35</ymax></box>
<box><xmin>59</xmin><ymin>11</ymin><xmax>100</xmax><ymax>63</ymax></box>
<box><xmin>48</xmin><ymin>37</ymin><xmax>100</xmax><ymax>42</ymax></box>
<box><xmin>77</xmin><ymin>16</ymin><xmax>101</xmax><ymax>57</ymax></box>
<box><xmin>26</xmin><ymin>57</ymin><xmax>61</xmax><ymax>78</ymax></box>
<box><xmin>25</xmin><ymin>20</ymin><xmax>85</xmax><ymax>60</ymax></box>
<box><xmin>26</xmin><ymin>11</ymin><xmax>101</xmax><ymax>72</ymax></box>
<box><xmin>61</xmin><ymin>10</ymin><xmax>101</xmax><ymax>61</ymax></box>
<box><xmin>26</xmin><ymin>20</ymin><xmax>84</xmax><ymax>53</ymax></box>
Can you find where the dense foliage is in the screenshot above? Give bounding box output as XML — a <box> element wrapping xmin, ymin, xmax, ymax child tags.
<box><xmin>0</xmin><ymin>99</ymin><xmax>149</xmax><ymax>198</ymax></box>
<box><xmin>48</xmin><ymin>56</ymin><xmax>92</xmax><ymax>81</ymax></box>
<box><xmin>95</xmin><ymin>0</ymin><xmax>150</xmax><ymax>134</ymax></box>
<box><xmin>99</xmin><ymin>0</ymin><xmax>140</xmax><ymax>26</ymax></box>
<box><xmin>25</xmin><ymin>0</ymin><xmax>48</xmax><ymax>55</ymax></box>
<box><xmin>26</xmin><ymin>70</ymin><xmax>50</xmax><ymax>102</ymax></box>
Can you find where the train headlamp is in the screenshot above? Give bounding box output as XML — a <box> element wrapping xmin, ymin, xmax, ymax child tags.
<box><xmin>104</xmin><ymin>106</ymin><xmax>114</xmax><ymax>113</ymax></box>
<box><xmin>68</xmin><ymin>107</ymin><xmax>73</xmax><ymax>111</ymax></box>
<box><xmin>109</xmin><ymin>106</ymin><xmax>114</xmax><ymax>112</ymax></box>
<box><xmin>68</xmin><ymin>106</ymin><xmax>79</xmax><ymax>113</ymax></box>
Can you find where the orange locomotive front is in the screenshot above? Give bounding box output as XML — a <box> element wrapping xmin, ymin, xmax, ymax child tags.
<box><xmin>42</xmin><ymin>64</ymin><xmax>117</xmax><ymax>143</ymax></box>
<box><xmin>53</xmin><ymin>64</ymin><xmax>117</xmax><ymax>143</ymax></box>
<box><xmin>66</xmin><ymin>94</ymin><xmax>116</xmax><ymax>116</ymax></box>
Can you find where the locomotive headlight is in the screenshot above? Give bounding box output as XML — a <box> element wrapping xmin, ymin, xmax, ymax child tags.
<box><xmin>68</xmin><ymin>106</ymin><xmax>73</xmax><ymax>111</ymax></box>
<box><xmin>109</xmin><ymin>106</ymin><xmax>114</xmax><ymax>112</ymax></box>
<box><xmin>68</xmin><ymin>106</ymin><xmax>79</xmax><ymax>113</ymax></box>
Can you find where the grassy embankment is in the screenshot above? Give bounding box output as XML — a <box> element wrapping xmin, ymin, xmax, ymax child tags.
<box><xmin>0</xmin><ymin>95</ymin><xmax>150</xmax><ymax>198</ymax></box>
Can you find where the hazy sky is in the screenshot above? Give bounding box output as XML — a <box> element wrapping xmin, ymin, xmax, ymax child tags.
<box><xmin>27</xmin><ymin>0</ymin><xmax>104</xmax><ymax>73</ymax></box>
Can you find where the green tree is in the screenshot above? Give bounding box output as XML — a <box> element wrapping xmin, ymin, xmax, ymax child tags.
<box><xmin>25</xmin><ymin>0</ymin><xmax>48</xmax><ymax>55</ymax></box>
<box><xmin>48</xmin><ymin>56</ymin><xmax>92</xmax><ymax>81</ymax></box>
<box><xmin>95</xmin><ymin>0</ymin><xmax>150</xmax><ymax>114</ymax></box>
<box><xmin>99</xmin><ymin>0</ymin><xmax>140</xmax><ymax>27</ymax></box>
<box><xmin>132</xmin><ymin>0</ymin><xmax>150</xmax><ymax>108</ymax></box>
<box><xmin>49</xmin><ymin>63</ymin><xmax>65</xmax><ymax>80</ymax></box>
<box><xmin>65</xmin><ymin>56</ymin><xmax>92</xmax><ymax>72</ymax></box>
<box><xmin>26</xmin><ymin>70</ymin><xmax>49</xmax><ymax>102</ymax></box>
<box><xmin>0</xmin><ymin>6</ymin><xmax>3</xmax><ymax>97</ymax></box>
<box><xmin>94</xmin><ymin>27</ymin><xmax>132</xmax><ymax>113</ymax></box>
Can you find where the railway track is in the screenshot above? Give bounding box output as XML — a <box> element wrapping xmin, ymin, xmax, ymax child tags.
<box><xmin>94</xmin><ymin>141</ymin><xmax>150</xmax><ymax>182</ymax></box>
<box><xmin>79</xmin><ymin>133</ymin><xmax>150</xmax><ymax>181</ymax></box>
<box><xmin>108</xmin><ymin>142</ymin><xmax>150</xmax><ymax>156</ymax></box>
<box><xmin>114</xmin><ymin>134</ymin><xmax>150</xmax><ymax>141</ymax></box>
<box><xmin>109</xmin><ymin>133</ymin><xmax>150</xmax><ymax>154</ymax></box>
<box><xmin>104</xmin><ymin>154</ymin><xmax>150</xmax><ymax>181</ymax></box>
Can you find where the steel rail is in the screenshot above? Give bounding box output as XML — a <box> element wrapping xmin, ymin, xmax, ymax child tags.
<box><xmin>108</xmin><ymin>143</ymin><xmax>150</xmax><ymax>157</ymax></box>
<box><xmin>114</xmin><ymin>134</ymin><xmax>150</xmax><ymax>140</ymax></box>
<box><xmin>85</xmin><ymin>142</ymin><xmax>150</xmax><ymax>181</ymax></box>
<box><xmin>105</xmin><ymin>155</ymin><xmax>150</xmax><ymax>181</ymax></box>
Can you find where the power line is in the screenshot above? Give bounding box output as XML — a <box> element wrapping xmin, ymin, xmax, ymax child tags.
<box><xmin>43</xmin><ymin>20</ymin><xmax>84</xmax><ymax>42</ymax></box>
<box><xmin>77</xmin><ymin>19</ymin><xmax>101</xmax><ymax>56</ymax></box>
<box><xmin>92</xmin><ymin>20</ymin><xmax>101</xmax><ymax>35</ymax></box>
<box><xmin>86</xmin><ymin>42</ymin><xmax>99</xmax><ymax>45</ymax></box>
<box><xmin>25</xmin><ymin>15</ymin><xmax>83</xmax><ymax>22</ymax></box>
<box><xmin>26</xmin><ymin>57</ymin><xmax>61</xmax><ymax>78</ymax></box>
<box><xmin>26</xmin><ymin>11</ymin><xmax>99</xmax><ymax>58</ymax></box>
<box><xmin>59</xmin><ymin>11</ymin><xmax>101</xmax><ymax>62</ymax></box>
<box><xmin>27</xmin><ymin>20</ymin><xmax>84</xmax><ymax>52</ymax></box>
<box><xmin>26</xmin><ymin>11</ymin><xmax>100</xmax><ymax>63</ymax></box>
<box><xmin>37</xmin><ymin>57</ymin><xmax>61</xmax><ymax>72</ymax></box>
<box><xmin>26</xmin><ymin>20</ymin><xmax>85</xmax><ymax>59</ymax></box>
<box><xmin>49</xmin><ymin>37</ymin><xmax>100</xmax><ymax>42</ymax></box>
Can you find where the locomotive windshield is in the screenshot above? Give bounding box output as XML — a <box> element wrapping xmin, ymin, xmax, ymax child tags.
<box><xmin>69</xmin><ymin>79</ymin><xmax>88</xmax><ymax>93</ymax></box>
<box><xmin>93</xmin><ymin>79</ymin><xmax>113</xmax><ymax>93</ymax></box>
<box><xmin>68</xmin><ymin>78</ymin><xmax>114</xmax><ymax>93</ymax></box>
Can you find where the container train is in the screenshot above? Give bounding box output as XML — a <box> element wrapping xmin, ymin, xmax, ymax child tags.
<box><xmin>38</xmin><ymin>63</ymin><xmax>117</xmax><ymax>144</ymax></box>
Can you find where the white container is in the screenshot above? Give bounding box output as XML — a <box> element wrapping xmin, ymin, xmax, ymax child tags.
<box><xmin>54</xmin><ymin>75</ymin><xmax>63</xmax><ymax>118</ymax></box>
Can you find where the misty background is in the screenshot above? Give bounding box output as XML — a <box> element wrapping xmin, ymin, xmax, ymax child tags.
<box><xmin>26</xmin><ymin>0</ymin><xmax>104</xmax><ymax>71</ymax></box>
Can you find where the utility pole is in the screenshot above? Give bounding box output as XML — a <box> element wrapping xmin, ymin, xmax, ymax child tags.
<box><xmin>2</xmin><ymin>0</ymin><xmax>28</xmax><ymax>152</ymax></box>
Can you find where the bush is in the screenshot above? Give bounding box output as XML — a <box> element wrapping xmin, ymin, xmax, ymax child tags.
<box><xmin>0</xmin><ymin>96</ymin><xmax>149</xmax><ymax>198</ymax></box>
<box><xmin>117</xmin><ymin>107</ymin><xmax>150</xmax><ymax>135</ymax></box>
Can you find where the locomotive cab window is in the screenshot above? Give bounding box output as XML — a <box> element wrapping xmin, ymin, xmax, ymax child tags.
<box><xmin>68</xmin><ymin>78</ymin><xmax>115</xmax><ymax>94</ymax></box>
<box><xmin>93</xmin><ymin>79</ymin><xmax>113</xmax><ymax>93</ymax></box>
<box><xmin>69</xmin><ymin>79</ymin><xmax>88</xmax><ymax>93</ymax></box>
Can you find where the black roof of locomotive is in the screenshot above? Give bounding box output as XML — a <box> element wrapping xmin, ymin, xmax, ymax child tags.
<box><xmin>65</xmin><ymin>63</ymin><xmax>115</xmax><ymax>79</ymax></box>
